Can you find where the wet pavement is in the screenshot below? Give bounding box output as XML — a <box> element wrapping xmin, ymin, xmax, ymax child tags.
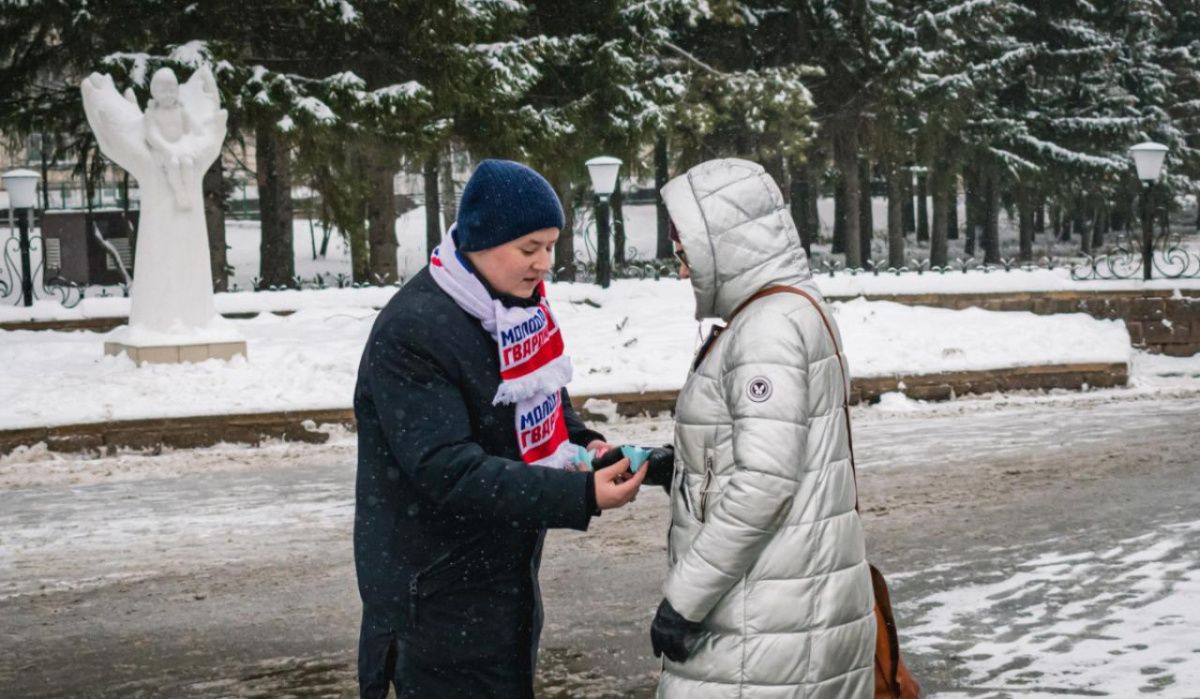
<box><xmin>1</xmin><ymin>391</ymin><xmax>1198</xmax><ymax>697</ymax></box>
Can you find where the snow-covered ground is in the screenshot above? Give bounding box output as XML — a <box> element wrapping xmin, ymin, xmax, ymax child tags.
<box><xmin>0</xmin><ymin>278</ymin><xmax>1139</xmax><ymax>430</ymax></box>
<box><xmin>905</xmin><ymin>518</ymin><xmax>1200</xmax><ymax>698</ymax></box>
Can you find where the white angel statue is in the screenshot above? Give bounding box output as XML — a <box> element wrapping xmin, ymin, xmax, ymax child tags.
<box><xmin>82</xmin><ymin>66</ymin><xmax>232</xmax><ymax>339</ymax></box>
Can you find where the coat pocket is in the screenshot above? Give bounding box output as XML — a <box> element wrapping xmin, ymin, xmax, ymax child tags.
<box><xmin>406</xmin><ymin>541</ymin><xmax>526</xmax><ymax>663</ymax></box>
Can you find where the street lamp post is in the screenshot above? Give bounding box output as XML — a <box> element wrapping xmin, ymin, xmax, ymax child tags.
<box><xmin>586</xmin><ymin>156</ymin><xmax>622</xmax><ymax>288</ymax></box>
<box><xmin>3</xmin><ymin>169</ymin><xmax>41</xmax><ymax>307</ymax></box>
<box><xmin>910</xmin><ymin>165</ymin><xmax>929</xmax><ymax>243</ymax></box>
<box><xmin>1128</xmin><ymin>142</ymin><xmax>1168</xmax><ymax>282</ymax></box>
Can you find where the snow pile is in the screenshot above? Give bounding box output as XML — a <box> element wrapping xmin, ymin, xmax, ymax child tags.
<box><xmin>833</xmin><ymin>298</ymin><xmax>1131</xmax><ymax>376</ymax></box>
<box><xmin>0</xmin><ymin>281</ymin><xmax>1134</xmax><ymax>430</ymax></box>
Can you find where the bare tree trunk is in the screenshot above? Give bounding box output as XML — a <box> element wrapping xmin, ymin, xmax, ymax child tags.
<box><xmin>423</xmin><ymin>155</ymin><xmax>440</xmax><ymax>257</ymax></box>
<box><xmin>612</xmin><ymin>178</ymin><xmax>626</xmax><ymax>266</ymax></box>
<box><xmin>964</xmin><ymin>167</ymin><xmax>979</xmax><ymax>257</ymax></box>
<box><xmin>345</xmin><ymin>152</ymin><xmax>371</xmax><ymax>284</ymax></box>
<box><xmin>1195</xmin><ymin>185</ymin><xmax>1200</xmax><ymax>233</ymax></box>
<box><xmin>1092</xmin><ymin>204</ymin><xmax>1106</xmax><ymax>249</ymax></box>
<box><xmin>983</xmin><ymin>169</ymin><xmax>1001</xmax><ymax>265</ymax></box>
<box><xmin>832</xmin><ymin>175</ymin><xmax>847</xmax><ymax>255</ymax></box>
<box><xmin>916</xmin><ymin>171</ymin><xmax>930</xmax><ymax>243</ymax></box>
<box><xmin>805</xmin><ymin>153</ymin><xmax>821</xmax><ymax>247</ymax></box>
<box><xmin>858</xmin><ymin>158</ymin><xmax>873</xmax><ymax>261</ymax></box>
<box><xmin>835</xmin><ymin>126</ymin><xmax>862</xmax><ymax>267</ymax></box>
<box><xmin>1080</xmin><ymin>202</ymin><xmax>1094</xmax><ymax>256</ymax></box>
<box><xmin>1018</xmin><ymin>187</ymin><xmax>1034</xmax><ymax>263</ymax></box>
<box><xmin>439</xmin><ymin>144</ymin><xmax>458</xmax><ymax>229</ymax></box>
<box><xmin>553</xmin><ymin>178</ymin><xmax>578</xmax><ymax>281</ymax></box>
<box><xmin>203</xmin><ymin>159</ymin><xmax>229</xmax><ymax>291</ymax></box>
<box><xmin>947</xmin><ymin>177</ymin><xmax>959</xmax><ymax>240</ymax></box>
<box><xmin>886</xmin><ymin>160</ymin><xmax>905</xmax><ymax>269</ymax></box>
<box><xmin>367</xmin><ymin>155</ymin><xmax>398</xmax><ymax>284</ymax></box>
<box><xmin>1070</xmin><ymin>196</ymin><xmax>1085</xmax><ymax>243</ymax></box>
<box><xmin>902</xmin><ymin>169</ymin><xmax>916</xmax><ymax>235</ymax></box>
<box><xmin>788</xmin><ymin>156</ymin><xmax>815</xmax><ymax>257</ymax></box>
<box><xmin>655</xmin><ymin>133</ymin><xmax>672</xmax><ymax>259</ymax></box>
<box><xmin>256</xmin><ymin>123</ymin><xmax>295</xmax><ymax>288</ymax></box>
<box><xmin>931</xmin><ymin>166</ymin><xmax>950</xmax><ymax>268</ymax></box>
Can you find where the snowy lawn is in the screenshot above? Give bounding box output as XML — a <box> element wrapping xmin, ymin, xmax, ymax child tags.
<box><xmin>0</xmin><ymin>279</ymin><xmax>1136</xmax><ymax>430</ymax></box>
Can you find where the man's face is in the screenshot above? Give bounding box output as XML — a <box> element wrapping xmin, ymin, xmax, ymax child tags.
<box><xmin>466</xmin><ymin>228</ymin><xmax>560</xmax><ymax>298</ymax></box>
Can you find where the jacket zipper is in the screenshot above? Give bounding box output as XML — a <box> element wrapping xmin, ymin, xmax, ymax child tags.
<box><xmin>699</xmin><ymin>453</ymin><xmax>715</xmax><ymax>522</ymax></box>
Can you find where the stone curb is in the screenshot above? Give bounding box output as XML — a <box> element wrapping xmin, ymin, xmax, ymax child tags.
<box><xmin>0</xmin><ymin>363</ymin><xmax>1128</xmax><ymax>456</ymax></box>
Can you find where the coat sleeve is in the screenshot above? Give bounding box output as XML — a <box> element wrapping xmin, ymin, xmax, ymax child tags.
<box><xmin>366</xmin><ymin>325</ymin><xmax>593</xmax><ymax>531</ymax></box>
<box><xmin>561</xmin><ymin>388</ymin><xmax>605</xmax><ymax>447</ymax></box>
<box><xmin>662</xmin><ymin>309</ymin><xmax>812</xmax><ymax>622</ymax></box>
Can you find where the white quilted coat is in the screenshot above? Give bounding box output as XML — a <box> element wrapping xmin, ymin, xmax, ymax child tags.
<box><xmin>658</xmin><ymin>159</ymin><xmax>876</xmax><ymax>698</ymax></box>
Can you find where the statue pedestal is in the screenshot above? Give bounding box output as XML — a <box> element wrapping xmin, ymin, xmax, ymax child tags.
<box><xmin>104</xmin><ymin>340</ymin><xmax>247</xmax><ymax>365</ymax></box>
<box><xmin>104</xmin><ymin>320</ymin><xmax>246</xmax><ymax>365</ymax></box>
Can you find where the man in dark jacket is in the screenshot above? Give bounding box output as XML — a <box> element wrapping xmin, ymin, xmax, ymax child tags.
<box><xmin>354</xmin><ymin>159</ymin><xmax>644</xmax><ymax>698</ymax></box>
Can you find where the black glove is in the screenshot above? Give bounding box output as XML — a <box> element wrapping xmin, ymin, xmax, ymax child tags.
<box><xmin>644</xmin><ymin>445</ymin><xmax>674</xmax><ymax>492</ymax></box>
<box><xmin>592</xmin><ymin>445</ymin><xmax>628</xmax><ymax>470</ymax></box>
<box><xmin>650</xmin><ymin>598</ymin><xmax>700</xmax><ymax>663</ymax></box>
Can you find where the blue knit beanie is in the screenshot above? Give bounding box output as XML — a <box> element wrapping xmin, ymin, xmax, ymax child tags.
<box><xmin>454</xmin><ymin>160</ymin><xmax>565</xmax><ymax>252</ymax></box>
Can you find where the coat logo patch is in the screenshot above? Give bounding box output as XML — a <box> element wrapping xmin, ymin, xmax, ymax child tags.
<box><xmin>747</xmin><ymin>376</ymin><xmax>773</xmax><ymax>402</ymax></box>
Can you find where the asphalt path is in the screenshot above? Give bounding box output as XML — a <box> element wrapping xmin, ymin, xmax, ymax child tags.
<box><xmin>1</xmin><ymin>391</ymin><xmax>1197</xmax><ymax>697</ymax></box>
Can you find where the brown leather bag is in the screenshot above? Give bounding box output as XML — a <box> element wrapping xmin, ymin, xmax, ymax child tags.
<box><xmin>728</xmin><ymin>286</ymin><xmax>921</xmax><ymax>699</ymax></box>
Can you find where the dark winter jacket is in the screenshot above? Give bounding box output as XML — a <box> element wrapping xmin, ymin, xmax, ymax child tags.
<box><xmin>353</xmin><ymin>267</ymin><xmax>602</xmax><ymax>697</ymax></box>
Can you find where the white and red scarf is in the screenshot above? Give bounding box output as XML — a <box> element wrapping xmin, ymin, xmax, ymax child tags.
<box><xmin>430</xmin><ymin>227</ymin><xmax>578</xmax><ymax>469</ymax></box>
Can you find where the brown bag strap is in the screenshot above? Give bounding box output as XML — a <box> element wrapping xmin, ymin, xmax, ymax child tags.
<box><xmin>725</xmin><ymin>285</ymin><xmax>859</xmax><ymax>512</ymax></box>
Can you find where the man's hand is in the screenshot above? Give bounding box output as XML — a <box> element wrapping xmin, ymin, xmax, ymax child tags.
<box><xmin>587</xmin><ymin>440</ymin><xmax>614</xmax><ymax>457</ymax></box>
<box><xmin>593</xmin><ymin>457</ymin><xmax>647</xmax><ymax>510</ymax></box>
<box><xmin>650</xmin><ymin>598</ymin><xmax>701</xmax><ymax>663</ymax></box>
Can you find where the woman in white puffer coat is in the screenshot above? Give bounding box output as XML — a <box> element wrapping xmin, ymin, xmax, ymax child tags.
<box><xmin>650</xmin><ymin>158</ymin><xmax>876</xmax><ymax>698</ymax></box>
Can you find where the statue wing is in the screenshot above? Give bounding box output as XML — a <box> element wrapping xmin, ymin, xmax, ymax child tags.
<box><xmin>179</xmin><ymin>65</ymin><xmax>228</xmax><ymax>168</ymax></box>
<box><xmin>80</xmin><ymin>72</ymin><xmax>154</xmax><ymax>176</ymax></box>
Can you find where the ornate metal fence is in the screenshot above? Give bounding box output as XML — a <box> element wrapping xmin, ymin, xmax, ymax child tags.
<box><xmin>1068</xmin><ymin>231</ymin><xmax>1200</xmax><ymax>281</ymax></box>
<box><xmin>1</xmin><ymin>225</ymin><xmax>84</xmax><ymax>308</ymax></box>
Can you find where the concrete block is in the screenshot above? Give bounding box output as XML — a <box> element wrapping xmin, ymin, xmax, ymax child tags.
<box><xmin>1080</xmin><ymin>298</ymin><xmax>1110</xmax><ymax>318</ymax></box>
<box><xmin>1162</xmin><ymin>343</ymin><xmax>1200</xmax><ymax>358</ymax></box>
<box><xmin>104</xmin><ymin>340</ymin><xmax>247</xmax><ymax>365</ymax></box>
<box><xmin>209</xmin><ymin>342</ymin><xmax>248</xmax><ymax>361</ymax></box>
<box><xmin>177</xmin><ymin>344</ymin><xmax>212</xmax><ymax>363</ymax></box>
<box><xmin>1055</xmin><ymin>298</ymin><xmax>1084</xmax><ymax>314</ymax></box>
<box><xmin>1168</xmin><ymin>300</ymin><xmax>1200</xmax><ymax>322</ymax></box>
<box><xmin>1109</xmin><ymin>299</ymin><xmax>1132</xmax><ymax>319</ymax></box>
<box><xmin>1142</xmin><ymin>320</ymin><xmax>1177</xmax><ymax>344</ymax></box>
<box><xmin>138</xmin><ymin>346</ymin><xmax>181</xmax><ymax>365</ymax></box>
<box><xmin>905</xmin><ymin>384</ymin><xmax>955</xmax><ymax>401</ymax></box>
<box><xmin>1126</xmin><ymin>320</ymin><xmax>1144</xmax><ymax>344</ymax></box>
<box><xmin>1131</xmin><ymin>298</ymin><xmax>1166</xmax><ymax>320</ymax></box>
